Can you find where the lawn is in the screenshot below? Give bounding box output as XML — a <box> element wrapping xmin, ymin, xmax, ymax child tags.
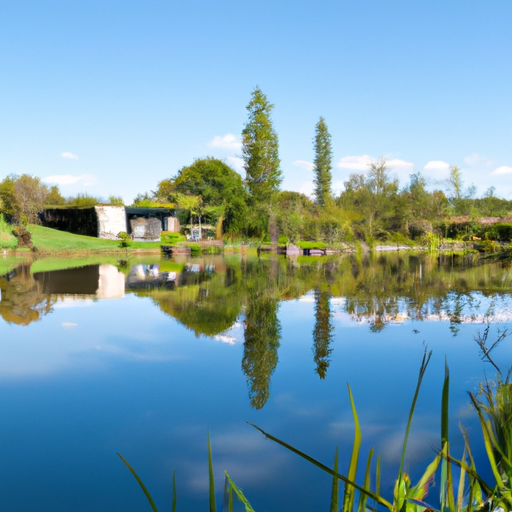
<box><xmin>29</xmin><ymin>225</ymin><xmax>123</xmax><ymax>252</ymax></box>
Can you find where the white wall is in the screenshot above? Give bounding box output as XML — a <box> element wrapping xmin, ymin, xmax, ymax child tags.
<box><xmin>95</xmin><ymin>206</ymin><xmax>127</xmax><ymax>240</ymax></box>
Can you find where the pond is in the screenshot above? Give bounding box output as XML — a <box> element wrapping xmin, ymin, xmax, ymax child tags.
<box><xmin>0</xmin><ymin>252</ymin><xmax>511</xmax><ymax>511</ymax></box>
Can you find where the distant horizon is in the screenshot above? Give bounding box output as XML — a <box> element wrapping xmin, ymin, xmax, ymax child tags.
<box><xmin>2</xmin><ymin>1</ymin><xmax>511</xmax><ymax>203</ymax></box>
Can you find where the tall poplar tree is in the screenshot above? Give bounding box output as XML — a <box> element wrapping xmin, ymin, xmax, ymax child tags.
<box><xmin>241</xmin><ymin>87</ymin><xmax>281</xmax><ymax>206</ymax></box>
<box><xmin>313</xmin><ymin>117</ymin><xmax>333</xmax><ymax>207</ymax></box>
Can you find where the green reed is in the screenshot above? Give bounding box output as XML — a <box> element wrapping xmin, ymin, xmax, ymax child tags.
<box><xmin>120</xmin><ymin>343</ymin><xmax>512</xmax><ymax>512</ymax></box>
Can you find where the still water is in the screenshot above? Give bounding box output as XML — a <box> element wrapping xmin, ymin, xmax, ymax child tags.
<box><xmin>0</xmin><ymin>252</ymin><xmax>511</xmax><ymax>511</ymax></box>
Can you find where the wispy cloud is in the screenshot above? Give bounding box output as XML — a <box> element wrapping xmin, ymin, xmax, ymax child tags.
<box><xmin>207</xmin><ymin>133</ymin><xmax>241</xmax><ymax>151</ymax></box>
<box><xmin>43</xmin><ymin>174</ymin><xmax>97</xmax><ymax>186</ymax></box>
<box><xmin>226</xmin><ymin>156</ymin><xmax>244</xmax><ymax>171</ymax></box>
<box><xmin>61</xmin><ymin>152</ymin><xmax>79</xmax><ymax>160</ymax></box>
<box><xmin>464</xmin><ymin>152</ymin><xmax>492</xmax><ymax>167</ymax></box>
<box><xmin>387</xmin><ymin>158</ymin><xmax>413</xmax><ymax>169</ymax></box>
<box><xmin>337</xmin><ymin>155</ymin><xmax>374</xmax><ymax>170</ymax></box>
<box><xmin>293</xmin><ymin>160</ymin><xmax>314</xmax><ymax>171</ymax></box>
<box><xmin>492</xmin><ymin>166</ymin><xmax>512</xmax><ymax>176</ymax></box>
<box><xmin>299</xmin><ymin>181</ymin><xmax>314</xmax><ymax>197</ymax></box>
<box><xmin>423</xmin><ymin>160</ymin><xmax>450</xmax><ymax>171</ymax></box>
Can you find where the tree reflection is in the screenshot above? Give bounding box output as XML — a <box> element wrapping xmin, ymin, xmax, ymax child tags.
<box><xmin>240</xmin><ymin>258</ymin><xmax>282</xmax><ymax>409</ymax></box>
<box><xmin>312</xmin><ymin>289</ymin><xmax>333</xmax><ymax>379</ymax></box>
<box><xmin>242</xmin><ymin>293</ymin><xmax>281</xmax><ymax>409</ymax></box>
<box><xmin>0</xmin><ymin>263</ymin><xmax>55</xmax><ymax>325</ymax></box>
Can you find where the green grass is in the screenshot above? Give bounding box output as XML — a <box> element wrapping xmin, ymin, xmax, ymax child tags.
<box><xmin>29</xmin><ymin>255</ymin><xmax>123</xmax><ymax>273</ymax></box>
<box><xmin>29</xmin><ymin>225</ymin><xmax>122</xmax><ymax>252</ymax></box>
<box><xmin>0</xmin><ymin>256</ymin><xmax>29</xmax><ymax>275</ymax></box>
<box><xmin>298</xmin><ymin>240</ymin><xmax>327</xmax><ymax>250</ymax></box>
<box><xmin>0</xmin><ymin>215</ymin><xmax>17</xmax><ymax>249</ymax></box>
<box><xmin>28</xmin><ymin>225</ymin><xmax>213</xmax><ymax>254</ymax></box>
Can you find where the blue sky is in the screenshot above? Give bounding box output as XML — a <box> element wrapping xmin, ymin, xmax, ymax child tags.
<box><xmin>1</xmin><ymin>0</ymin><xmax>511</xmax><ymax>203</ymax></box>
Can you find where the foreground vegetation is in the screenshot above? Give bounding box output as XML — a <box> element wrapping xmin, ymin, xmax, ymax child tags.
<box><xmin>121</xmin><ymin>339</ymin><xmax>512</xmax><ymax>512</ymax></box>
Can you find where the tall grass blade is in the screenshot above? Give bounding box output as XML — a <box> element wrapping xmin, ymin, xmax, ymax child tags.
<box><xmin>396</xmin><ymin>348</ymin><xmax>432</xmax><ymax>504</ymax></box>
<box><xmin>225</xmin><ymin>472</ymin><xmax>256</xmax><ymax>512</ymax></box>
<box><xmin>172</xmin><ymin>470</ymin><xmax>176</xmax><ymax>512</ymax></box>
<box><xmin>208</xmin><ymin>432</ymin><xmax>217</xmax><ymax>512</ymax></box>
<box><xmin>343</xmin><ymin>383</ymin><xmax>362</xmax><ymax>512</ymax></box>
<box><xmin>247</xmin><ymin>422</ymin><xmax>393</xmax><ymax>510</ymax></box>
<box><xmin>358</xmin><ymin>448</ymin><xmax>373</xmax><ymax>512</ymax></box>
<box><xmin>117</xmin><ymin>453</ymin><xmax>160</xmax><ymax>512</ymax></box>
<box><xmin>456</xmin><ymin>448</ymin><xmax>466</xmax><ymax>512</ymax></box>
<box><xmin>468</xmin><ymin>392</ymin><xmax>506</xmax><ymax>489</ymax></box>
<box><xmin>459</xmin><ymin>422</ymin><xmax>483</xmax><ymax>509</ymax></box>
<box><xmin>330</xmin><ymin>446</ymin><xmax>339</xmax><ymax>512</ymax></box>
<box><xmin>440</xmin><ymin>359</ymin><xmax>455</xmax><ymax>512</ymax></box>
<box><xmin>375</xmin><ymin>455</ymin><xmax>381</xmax><ymax>511</ymax></box>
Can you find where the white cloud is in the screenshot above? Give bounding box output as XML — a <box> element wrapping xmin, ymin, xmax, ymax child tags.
<box><xmin>43</xmin><ymin>174</ymin><xmax>97</xmax><ymax>186</ymax></box>
<box><xmin>299</xmin><ymin>181</ymin><xmax>314</xmax><ymax>197</ymax></box>
<box><xmin>293</xmin><ymin>160</ymin><xmax>314</xmax><ymax>171</ymax></box>
<box><xmin>337</xmin><ymin>155</ymin><xmax>374</xmax><ymax>170</ymax></box>
<box><xmin>332</xmin><ymin>180</ymin><xmax>345</xmax><ymax>195</ymax></box>
<box><xmin>423</xmin><ymin>160</ymin><xmax>450</xmax><ymax>171</ymax></box>
<box><xmin>207</xmin><ymin>133</ymin><xmax>241</xmax><ymax>151</ymax></box>
<box><xmin>226</xmin><ymin>156</ymin><xmax>244</xmax><ymax>171</ymax></box>
<box><xmin>492</xmin><ymin>166</ymin><xmax>512</xmax><ymax>176</ymax></box>
<box><xmin>464</xmin><ymin>152</ymin><xmax>491</xmax><ymax>167</ymax></box>
<box><xmin>387</xmin><ymin>158</ymin><xmax>413</xmax><ymax>169</ymax></box>
<box><xmin>61</xmin><ymin>152</ymin><xmax>78</xmax><ymax>160</ymax></box>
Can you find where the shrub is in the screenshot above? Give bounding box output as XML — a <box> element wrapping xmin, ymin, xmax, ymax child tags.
<box><xmin>189</xmin><ymin>243</ymin><xmax>201</xmax><ymax>255</ymax></box>
<box><xmin>161</xmin><ymin>232</ymin><xmax>185</xmax><ymax>244</ymax></box>
<box><xmin>13</xmin><ymin>224</ymin><xmax>33</xmax><ymax>248</ymax></box>
<box><xmin>408</xmin><ymin>220</ymin><xmax>432</xmax><ymax>239</ymax></box>
<box><xmin>117</xmin><ymin>231</ymin><xmax>132</xmax><ymax>249</ymax></box>
<box><xmin>298</xmin><ymin>241</ymin><xmax>326</xmax><ymax>250</ymax></box>
<box><xmin>488</xmin><ymin>223</ymin><xmax>512</xmax><ymax>242</ymax></box>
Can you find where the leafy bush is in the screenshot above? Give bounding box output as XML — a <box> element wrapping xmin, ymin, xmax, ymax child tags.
<box><xmin>117</xmin><ymin>231</ymin><xmax>132</xmax><ymax>249</ymax></box>
<box><xmin>487</xmin><ymin>222</ymin><xmax>512</xmax><ymax>242</ymax></box>
<box><xmin>298</xmin><ymin>241</ymin><xmax>326</xmax><ymax>250</ymax></box>
<box><xmin>161</xmin><ymin>232</ymin><xmax>185</xmax><ymax>244</ymax></box>
<box><xmin>189</xmin><ymin>243</ymin><xmax>201</xmax><ymax>255</ymax></box>
<box><xmin>13</xmin><ymin>224</ymin><xmax>33</xmax><ymax>248</ymax></box>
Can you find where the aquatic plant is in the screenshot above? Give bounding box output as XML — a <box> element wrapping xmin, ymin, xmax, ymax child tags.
<box><xmin>118</xmin><ymin>432</ymin><xmax>255</xmax><ymax>512</ymax></box>
<box><xmin>249</xmin><ymin>349</ymin><xmax>491</xmax><ymax>512</ymax></box>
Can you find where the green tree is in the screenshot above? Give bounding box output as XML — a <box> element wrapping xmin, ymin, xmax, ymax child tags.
<box><xmin>313</xmin><ymin>117</ymin><xmax>333</xmax><ymax>207</ymax></box>
<box><xmin>242</xmin><ymin>87</ymin><xmax>281</xmax><ymax>207</ymax></box>
<box><xmin>45</xmin><ymin>186</ymin><xmax>66</xmax><ymax>206</ymax></box>
<box><xmin>312</xmin><ymin>289</ymin><xmax>334</xmax><ymax>379</ymax></box>
<box><xmin>158</xmin><ymin>157</ymin><xmax>249</xmax><ymax>234</ymax></box>
<box><xmin>339</xmin><ymin>157</ymin><xmax>399</xmax><ymax>238</ymax></box>
<box><xmin>67</xmin><ymin>193</ymin><xmax>101</xmax><ymax>207</ymax></box>
<box><xmin>242</xmin><ymin>293</ymin><xmax>281</xmax><ymax>410</ymax></box>
<box><xmin>0</xmin><ymin>175</ymin><xmax>17</xmax><ymax>221</ymax></box>
<box><xmin>446</xmin><ymin>165</ymin><xmax>463</xmax><ymax>200</ymax></box>
<box><xmin>14</xmin><ymin>174</ymin><xmax>50</xmax><ymax>224</ymax></box>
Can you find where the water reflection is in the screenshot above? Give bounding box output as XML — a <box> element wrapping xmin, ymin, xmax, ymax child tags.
<box><xmin>241</xmin><ymin>259</ymin><xmax>282</xmax><ymax>409</ymax></box>
<box><xmin>0</xmin><ymin>263</ymin><xmax>55</xmax><ymax>325</ymax></box>
<box><xmin>312</xmin><ymin>289</ymin><xmax>334</xmax><ymax>379</ymax></box>
<box><xmin>1</xmin><ymin>253</ymin><xmax>511</xmax><ymax>406</ymax></box>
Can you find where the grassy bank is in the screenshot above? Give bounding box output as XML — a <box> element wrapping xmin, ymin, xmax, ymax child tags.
<box><xmin>0</xmin><ymin>225</ymin><xmax>165</xmax><ymax>255</ymax></box>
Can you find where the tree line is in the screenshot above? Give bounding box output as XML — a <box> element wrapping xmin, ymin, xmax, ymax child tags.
<box><xmin>1</xmin><ymin>86</ymin><xmax>511</xmax><ymax>244</ymax></box>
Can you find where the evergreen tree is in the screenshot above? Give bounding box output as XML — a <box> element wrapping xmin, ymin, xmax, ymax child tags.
<box><xmin>312</xmin><ymin>289</ymin><xmax>334</xmax><ymax>379</ymax></box>
<box><xmin>241</xmin><ymin>87</ymin><xmax>281</xmax><ymax>206</ymax></box>
<box><xmin>313</xmin><ymin>117</ymin><xmax>333</xmax><ymax>207</ymax></box>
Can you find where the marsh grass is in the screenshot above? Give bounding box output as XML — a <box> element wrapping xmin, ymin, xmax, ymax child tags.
<box><xmin>118</xmin><ymin>432</ymin><xmax>255</xmax><ymax>512</ymax></box>
<box><xmin>119</xmin><ymin>341</ymin><xmax>512</xmax><ymax>512</ymax></box>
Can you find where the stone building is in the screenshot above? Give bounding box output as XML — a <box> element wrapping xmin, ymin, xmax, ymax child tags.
<box><xmin>40</xmin><ymin>206</ymin><xmax>180</xmax><ymax>241</ymax></box>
